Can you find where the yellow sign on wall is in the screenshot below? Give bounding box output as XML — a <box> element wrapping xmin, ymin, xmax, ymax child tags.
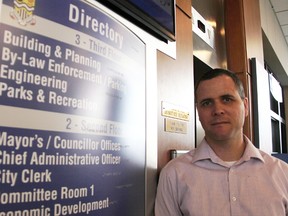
<box><xmin>165</xmin><ymin>118</ymin><xmax>187</xmax><ymax>134</ymax></box>
<box><xmin>162</xmin><ymin>101</ymin><xmax>190</xmax><ymax>121</ymax></box>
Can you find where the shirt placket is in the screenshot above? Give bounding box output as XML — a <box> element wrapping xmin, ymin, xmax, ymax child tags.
<box><xmin>228</xmin><ymin>166</ymin><xmax>240</xmax><ymax>215</ymax></box>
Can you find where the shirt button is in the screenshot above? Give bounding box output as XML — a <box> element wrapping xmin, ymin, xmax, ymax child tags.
<box><xmin>232</xmin><ymin>197</ymin><xmax>237</xmax><ymax>202</ymax></box>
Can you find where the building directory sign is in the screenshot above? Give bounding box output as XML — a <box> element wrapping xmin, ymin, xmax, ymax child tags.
<box><xmin>0</xmin><ymin>0</ymin><xmax>146</xmax><ymax>215</ymax></box>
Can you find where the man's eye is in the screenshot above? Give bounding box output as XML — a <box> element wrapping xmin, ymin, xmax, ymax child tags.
<box><xmin>201</xmin><ymin>101</ymin><xmax>211</xmax><ymax>107</ymax></box>
<box><xmin>223</xmin><ymin>97</ymin><xmax>232</xmax><ymax>103</ymax></box>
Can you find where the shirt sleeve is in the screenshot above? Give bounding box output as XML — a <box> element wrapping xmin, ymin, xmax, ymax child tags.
<box><xmin>154</xmin><ymin>167</ymin><xmax>183</xmax><ymax>216</ymax></box>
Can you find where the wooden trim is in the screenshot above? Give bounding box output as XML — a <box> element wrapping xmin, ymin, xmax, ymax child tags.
<box><xmin>225</xmin><ymin>0</ymin><xmax>248</xmax><ymax>73</ymax></box>
<box><xmin>177</xmin><ymin>0</ymin><xmax>192</xmax><ymax>18</ymax></box>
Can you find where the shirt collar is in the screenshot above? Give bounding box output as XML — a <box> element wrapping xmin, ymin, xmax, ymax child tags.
<box><xmin>191</xmin><ymin>136</ymin><xmax>264</xmax><ymax>164</ymax></box>
<box><xmin>241</xmin><ymin>136</ymin><xmax>264</xmax><ymax>163</ymax></box>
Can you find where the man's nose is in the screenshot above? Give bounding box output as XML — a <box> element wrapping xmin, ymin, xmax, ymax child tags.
<box><xmin>212</xmin><ymin>102</ymin><xmax>225</xmax><ymax>115</ymax></box>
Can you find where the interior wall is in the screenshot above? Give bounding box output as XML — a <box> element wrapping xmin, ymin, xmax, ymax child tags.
<box><xmin>157</xmin><ymin>0</ymin><xmax>194</xmax><ymax>172</ymax></box>
<box><xmin>260</xmin><ymin>0</ymin><xmax>288</xmax><ymax>86</ymax></box>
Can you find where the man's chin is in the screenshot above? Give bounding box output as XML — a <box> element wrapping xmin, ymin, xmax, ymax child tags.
<box><xmin>207</xmin><ymin>132</ymin><xmax>232</xmax><ymax>141</ymax></box>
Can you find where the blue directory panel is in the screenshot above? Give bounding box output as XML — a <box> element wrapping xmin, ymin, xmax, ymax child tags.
<box><xmin>0</xmin><ymin>1</ymin><xmax>146</xmax><ymax>215</ymax></box>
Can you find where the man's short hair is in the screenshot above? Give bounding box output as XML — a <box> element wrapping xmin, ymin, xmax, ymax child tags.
<box><xmin>195</xmin><ymin>68</ymin><xmax>246</xmax><ymax>101</ymax></box>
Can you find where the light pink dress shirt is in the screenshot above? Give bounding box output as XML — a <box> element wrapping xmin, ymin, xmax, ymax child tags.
<box><xmin>155</xmin><ymin>137</ymin><xmax>288</xmax><ymax>216</ymax></box>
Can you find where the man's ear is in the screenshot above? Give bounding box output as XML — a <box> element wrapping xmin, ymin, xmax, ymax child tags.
<box><xmin>243</xmin><ymin>97</ymin><xmax>249</xmax><ymax>117</ymax></box>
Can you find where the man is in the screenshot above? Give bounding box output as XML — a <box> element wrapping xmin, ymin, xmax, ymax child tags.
<box><xmin>155</xmin><ymin>68</ymin><xmax>288</xmax><ymax>216</ymax></box>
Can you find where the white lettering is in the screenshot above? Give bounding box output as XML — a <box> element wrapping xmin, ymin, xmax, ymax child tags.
<box><xmin>68</xmin><ymin>4</ymin><xmax>123</xmax><ymax>49</ymax></box>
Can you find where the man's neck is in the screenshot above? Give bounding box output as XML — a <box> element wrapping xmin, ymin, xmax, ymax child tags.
<box><xmin>205</xmin><ymin>136</ymin><xmax>246</xmax><ymax>161</ymax></box>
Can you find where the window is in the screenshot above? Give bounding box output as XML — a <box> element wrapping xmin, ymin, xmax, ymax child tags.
<box><xmin>266</xmin><ymin>64</ymin><xmax>286</xmax><ymax>153</ymax></box>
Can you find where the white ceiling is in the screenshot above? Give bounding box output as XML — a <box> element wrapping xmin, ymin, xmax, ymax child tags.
<box><xmin>269</xmin><ymin>0</ymin><xmax>288</xmax><ymax>45</ymax></box>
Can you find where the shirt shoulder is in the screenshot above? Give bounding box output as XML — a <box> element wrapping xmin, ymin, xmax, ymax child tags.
<box><xmin>260</xmin><ymin>150</ymin><xmax>288</xmax><ymax>172</ymax></box>
<box><xmin>259</xmin><ymin>151</ymin><xmax>288</xmax><ymax>190</ymax></box>
<box><xmin>160</xmin><ymin>149</ymin><xmax>196</xmax><ymax>176</ymax></box>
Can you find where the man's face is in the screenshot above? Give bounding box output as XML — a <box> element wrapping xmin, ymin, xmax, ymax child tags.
<box><xmin>196</xmin><ymin>75</ymin><xmax>248</xmax><ymax>142</ymax></box>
